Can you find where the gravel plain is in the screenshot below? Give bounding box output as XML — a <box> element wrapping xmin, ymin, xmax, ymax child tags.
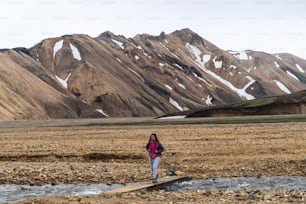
<box><xmin>0</xmin><ymin>119</ymin><xmax>304</xmax><ymax>203</ymax></box>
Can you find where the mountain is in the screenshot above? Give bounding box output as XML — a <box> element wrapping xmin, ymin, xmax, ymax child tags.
<box><xmin>0</xmin><ymin>28</ymin><xmax>306</xmax><ymax>120</ymax></box>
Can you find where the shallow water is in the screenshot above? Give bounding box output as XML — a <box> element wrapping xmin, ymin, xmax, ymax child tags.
<box><xmin>0</xmin><ymin>183</ymin><xmax>123</xmax><ymax>203</ymax></box>
<box><xmin>1</xmin><ymin>176</ymin><xmax>305</xmax><ymax>203</ymax></box>
<box><xmin>165</xmin><ymin>176</ymin><xmax>306</xmax><ymax>192</ymax></box>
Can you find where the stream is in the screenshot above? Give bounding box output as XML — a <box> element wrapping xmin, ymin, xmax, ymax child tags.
<box><xmin>0</xmin><ymin>176</ymin><xmax>305</xmax><ymax>203</ymax></box>
<box><xmin>165</xmin><ymin>176</ymin><xmax>306</xmax><ymax>192</ymax></box>
<box><xmin>0</xmin><ymin>183</ymin><xmax>123</xmax><ymax>203</ymax></box>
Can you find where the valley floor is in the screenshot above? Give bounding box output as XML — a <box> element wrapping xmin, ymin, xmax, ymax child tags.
<box><xmin>0</xmin><ymin>118</ymin><xmax>305</xmax><ymax>203</ymax></box>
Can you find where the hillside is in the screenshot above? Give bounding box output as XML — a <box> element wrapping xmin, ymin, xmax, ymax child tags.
<box><xmin>0</xmin><ymin>28</ymin><xmax>306</xmax><ymax>119</ymax></box>
<box><xmin>184</xmin><ymin>90</ymin><xmax>306</xmax><ymax>118</ymax></box>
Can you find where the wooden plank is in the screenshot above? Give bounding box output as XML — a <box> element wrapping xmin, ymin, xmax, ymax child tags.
<box><xmin>105</xmin><ymin>176</ymin><xmax>191</xmax><ymax>194</ymax></box>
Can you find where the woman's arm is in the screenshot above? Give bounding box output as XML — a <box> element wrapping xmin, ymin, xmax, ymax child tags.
<box><xmin>145</xmin><ymin>143</ymin><xmax>149</xmax><ymax>151</ymax></box>
<box><xmin>157</xmin><ymin>143</ymin><xmax>164</xmax><ymax>153</ymax></box>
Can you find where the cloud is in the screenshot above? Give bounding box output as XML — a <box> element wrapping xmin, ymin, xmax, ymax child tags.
<box><xmin>0</xmin><ymin>0</ymin><xmax>305</xmax><ymax>58</ymax></box>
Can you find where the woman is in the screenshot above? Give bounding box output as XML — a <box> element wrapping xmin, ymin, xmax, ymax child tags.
<box><xmin>146</xmin><ymin>133</ymin><xmax>164</xmax><ymax>183</ymax></box>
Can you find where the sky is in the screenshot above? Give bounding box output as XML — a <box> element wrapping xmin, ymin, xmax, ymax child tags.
<box><xmin>0</xmin><ymin>0</ymin><xmax>306</xmax><ymax>58</ymax></box>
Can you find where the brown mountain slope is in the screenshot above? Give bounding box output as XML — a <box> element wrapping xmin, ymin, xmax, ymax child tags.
<box><xmin>0</xmin><ymin>28</ymin><xmax>306</xmax><ymax>119</ymax></box>
<box><xmin>0</xmin><ymin>49</ymin><xmax>104</xmax><ymax>120</ymax></box>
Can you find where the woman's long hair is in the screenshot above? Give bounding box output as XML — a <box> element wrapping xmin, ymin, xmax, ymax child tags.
<box><xmin>148</xmin><ymin>133</ymin><xmax>160</xmax><ymax>143</ymax></box>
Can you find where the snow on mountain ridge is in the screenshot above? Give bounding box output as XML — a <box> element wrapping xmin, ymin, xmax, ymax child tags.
<box><xmin>296</xmin><ymin>64</ymin><xmax>305</xmax><ymax>73</ymax></box>
<box><xmin>70</xmin><ymin>43</ymin><xmax>81</xmax><ymax>60</ymax></box>
<box><xmin>227</xmin><ymin>50</ymin><xmax>251</xmax><ymax>60</ymax></box>
<box><xmin>111</xmin><ymin>39</ymin><xmax>124</xmax><ymax>49</ymax></box>
<box><xmin>53</xmin><ymin>40</ymin><xmax>63</xmax><ymax>59</ymax></box>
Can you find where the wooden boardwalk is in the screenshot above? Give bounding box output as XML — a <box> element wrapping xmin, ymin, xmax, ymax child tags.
<box><xmin>105</xmin><ymin>176</ymin><xmax>191</xmax><ymax>194</ymax></box>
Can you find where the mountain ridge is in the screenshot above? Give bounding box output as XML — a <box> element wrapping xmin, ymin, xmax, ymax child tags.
<box><xmin>0</xmin><ymin>28</ymin><xmax>305</xmax><ymax>120</ymax></box>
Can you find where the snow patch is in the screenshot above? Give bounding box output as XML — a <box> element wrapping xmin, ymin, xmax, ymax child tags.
<box><xmin>174</xmin><ymin>63</ymin><xmax>184</xmax><ymax>71</ymax></box>
<box><xmin>230</xmin><ymin>65</ymin><xmax>237</xmax><ymax>69</ymax></box>
<box><xmin>237</xmin><ymin>51</ymin><xmax>249</xmax><ymax>60</ymax></box>
<box><xmin>131</xmin><ymin>43</ymin><xmax>150</xmax><ymax>57</ymax></box>
<box><xmin>111</xmin><ymin>39</ymin><xmax>124</xmax><ymax>49</ymax></box>
<box><xmin>228</xmin><ymin>51</ymin><xmax>251</xmax><ymax>60</ymax></box>
<box><xmin>69</xmin><ymin>44</ymin><xmax>81</xmax><ymax>61</ymax></box>
<box><xmin>210</xmin><ymin>72</ymin><xmax>255</xmax><ymax>100</ymax></box>
<box><xmin>213</xmin><ymin>56</ymin><xmax>222</xmax><ymax>68</ymax></box>
<box><xmin>159</xmin><ymin>63</ymin><xmax>164</xmax><ymax>67</ymax></box>
<box><xmin>53</xmin><ymin>40</ymin><xmax>64</xmax><ymax>59</ymax></box>
<box><xmin>187</xmin><ymin>44</ymin><xmax>255</xmax><ymax>100</ymax></box>
<box><xmin>116</xmin><ymin>58</ymin><xmax>121</xmax><ymax>63</ymax></box>
<box><xmin>203</xmin><ymin>55</ymin><xmax>210</xmax><ymax>64</ymax></box>
<box><xmin>134</xmin><ymin>44</ymin><xmax>150</xmax><ymax>58</ymax></box>
<box><xmin>296</xmin><ymin>64</ymin><xmax>305</xmax><ymax>73</ymax></box>
<box><xmin>96</xmin><ymin>109</ymin><xmax>109</xmax><ymax>117</ymax></box>
<box><xmin>165</xmin><ymin>84</ymin><xmax>173</xmax><ymax>90</ymax></box>
<box><xmin>286</xmin><ymin>71</ymin><xmax>299</xmax><ymax>81</ymax></box>
<box><xmin>274</xmin><ymin>61</ymin><xmax>280</xmax><ymax>68</ymax></box>
<box><xmin>274</xmin><ymin>80</ymin><xmax>291</xmax><ymax>94</ymax></box>
<box><xmin>135</xmin><ymin>55</ymin><xmax>140</xmax><ymax>60</ymax></box>
<box><xmin>205</xmin><ymin>95</ymin><xmax>213</xmax><ymax>106</ymax></box>
<box><xmin>169</xmin><ymin>97</ymin><xmax>183</xmax><ymax>111</ymax></box>
<box><xmin>229</xmin><ymin>72</ymin><xmax>234</xmax><ymax>76</ymax></box>
<box><xmin>143</xmin><ymin>52</ymin><xmax>148</xmax><ymax>57</ymax></box>
<box><xmin>178</xmin><ymin>83</ymin><xmax>186</xmax><ymax>89</ymax></box>
<box><xmin>135</xmin><ymin>45</ymin><xmax>143</xmax><ymax>50</ymax></box>
<box><xmin>192</xmin><ymin>72</ymin><xmax>211</xmax><ymax>86</ymax></box>
<box><xmin>275</xmin><ymin>55</ymin><xmax>283</xmax><ymax>60</ymax></box>
<box><xmin>35</xmin><ymin>52</ymin><xmax>40</xmax><ymax>62</ymax></box>
<box><xmin>56</xmin><ymin>72</ymin><xmax>71</xmax><ymax>89</ymax></box>
<box><xmin>186</xmin><ymin>43</ymin><xmax>210</xmax><ymax>67</ymax></box>
<box><xmin>186</xmin><ymin>43</ymin><xmax>201</xmax><ymax>58</ymax></box>
<box><xmin>127</xmin><ymin>67</ymin><xmax>145</xmax><ymax>82</ymax></box>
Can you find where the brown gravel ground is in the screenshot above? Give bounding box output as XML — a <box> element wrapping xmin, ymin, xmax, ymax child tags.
<box><xmin>0</xmin><ymin>120</ymin><xmax>305</xmax><ymax>203</ymax></box>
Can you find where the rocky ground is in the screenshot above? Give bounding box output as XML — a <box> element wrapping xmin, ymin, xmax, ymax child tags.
<box><xmin>0</xmin><ymin>120</ymin><xmax>305</xmax><ymax>203</ymax></box>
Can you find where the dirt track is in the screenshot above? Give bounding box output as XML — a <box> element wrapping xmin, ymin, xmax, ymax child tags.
<box><xmin>0</xmin><ymin>119</ymin><xmax>305</xmax><ymax>203</ymax></box>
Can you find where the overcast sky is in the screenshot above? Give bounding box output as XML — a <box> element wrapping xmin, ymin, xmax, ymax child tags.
<box><xmin>0</xmin><ymin>0</ymin><xmax>305</xmax><ymax>58</ymax></box>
